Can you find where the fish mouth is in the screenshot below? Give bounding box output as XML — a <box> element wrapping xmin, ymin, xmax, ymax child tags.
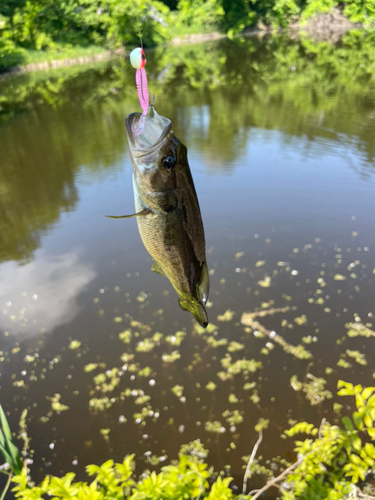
<box><xmin>126</xmin><ymin>112</ymin><xmax>172</xmax><ymax>158</ymax></box>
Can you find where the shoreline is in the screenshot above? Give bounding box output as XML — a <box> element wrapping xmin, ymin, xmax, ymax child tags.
<box><xmin>0</xmin><ymin>31</ymin><xmax>229</xmax><ymax>79</ymax></box>
<box><xmin>0</xmin><ymin>13</ymin><xmax>364</xmax><ymax>79</ymax></box>
<box><xmin>0</xmin><ymin>47</ymin><xmax>126</xmax><ymax>78</ymax></box>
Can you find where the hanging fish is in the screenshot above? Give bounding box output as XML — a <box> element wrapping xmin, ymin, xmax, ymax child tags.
<box><xmin>107</xmin><ymin>48</ymin><xmax>210</xmax><ymax>327</ymax></box>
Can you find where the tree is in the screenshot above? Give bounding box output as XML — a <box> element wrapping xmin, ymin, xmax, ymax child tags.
<box><xmin>0</xmin><ymin>0</ymin><xmax>28</xmax><ymax>38</ymax></box>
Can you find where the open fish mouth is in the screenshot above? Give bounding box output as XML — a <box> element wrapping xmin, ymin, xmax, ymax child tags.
<box><xmin>126</xmin><ymin>111</ymin><xmax>171</xmax><ymax>155</ymax></box>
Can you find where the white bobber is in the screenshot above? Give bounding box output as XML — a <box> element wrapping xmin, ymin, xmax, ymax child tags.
<box><xmin>130</xmin><ymin>47</ymin><xmax>146</xmax><ymax>69</ymax></box>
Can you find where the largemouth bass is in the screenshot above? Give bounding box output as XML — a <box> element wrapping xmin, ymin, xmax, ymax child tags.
<box><xmin>108</xmin><ymin>110</ymin><xmax>209</xmax><ymax>327</ymax></box>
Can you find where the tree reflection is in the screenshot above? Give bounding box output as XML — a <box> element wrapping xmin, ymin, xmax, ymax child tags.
<box><xmin>1</xmin><ymin>31</ymin><xmax>374</xmax><ymax>263</ymax></box>
<box><xmin>0</xmin><ymin>103</ymin><xmax>126</xmax><ymax>264</ymax></box>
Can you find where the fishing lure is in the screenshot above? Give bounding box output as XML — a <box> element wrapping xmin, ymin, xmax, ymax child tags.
<box><xmin>130</xmin><ymin>47</ymin><xmax>149</xmax><ymax>136</ymax></box>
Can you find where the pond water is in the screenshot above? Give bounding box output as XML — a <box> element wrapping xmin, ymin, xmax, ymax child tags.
<box><xmin>1</xmin><ymin>33</ymin><xmax>375</xmax><ymax>495</ymax></box>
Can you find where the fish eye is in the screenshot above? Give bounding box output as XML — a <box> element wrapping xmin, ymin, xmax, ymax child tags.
<box><xmin>162</xmin><ymin>156</ymin><xmax>176</xmax><ymax>170</ymax></box>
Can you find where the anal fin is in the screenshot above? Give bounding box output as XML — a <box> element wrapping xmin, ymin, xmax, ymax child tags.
<box><xmin>151</xmin><ymin>261</ymin><xmax>166</xmax><ymax>277</ymax></box>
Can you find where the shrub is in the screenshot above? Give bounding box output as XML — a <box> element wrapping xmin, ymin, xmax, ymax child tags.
<box><xmin>177</xmin><ymin>0</ymin><xmax>225</xmax><ymax>29</ymax></box>
<box><xmin>1</xmin><ymin>380</ymin><xmax>374</xmax><ymax>499</ymax></box>
<box><xmin>0</xmin><ymin>39</ymin><xmax>26</xmax><ymax>71</ymax></box>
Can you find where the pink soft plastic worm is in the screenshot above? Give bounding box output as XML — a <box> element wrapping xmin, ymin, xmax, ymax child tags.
<box><xmin>136</xmin><ymin>67</ymin><xmax>149</xmax><ymax>116</ymax></box>
<box><xmin>130</xmin><ymin>48</ymin><xmax>149</xmax><ymax>136</ymax></box>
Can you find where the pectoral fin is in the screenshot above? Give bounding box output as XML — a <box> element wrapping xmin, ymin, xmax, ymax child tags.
<box><xmin>151</xmin><ymin>261</ymin><xmax>166</xmax><ymax>276</ymax></box>
<box><xmin>106</xmin><ymin>208</ymin><xmax>151</xmax><ymax>219</ymax></box>
<box><xmin>198</xmin><ymin>262</ymin><xmax>210</xmax><ymax>306</ymax></box>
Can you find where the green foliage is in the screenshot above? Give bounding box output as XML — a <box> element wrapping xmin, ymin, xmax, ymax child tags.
<box><xmin>0</xmin><ymin>0</ymin><xmax>171</xmax><ymax>63</ymax></box>
<box><xmin>1</xmin><ymin>32</ymin><xmax>375</xmax><ymax>262</ymax></box>
<box><xmin>0</xmin><ymin>405</ymin><xmax>23</xmax><ymax>476</ymax></box>
<box><xmin>0</xmin><ymin>0</ymin><xmax>374</xmax><ymax>71</ymax></box>
<box><xmin>11</xmin><ymin>454</ymin><xmax>218</xmax><ymax>500</ymax></box>
<box><xmin>207</xmin><ymin>476</ymin><xmax>233</xmax><ymax>500</ymax></box>
<box><xmin>302</xmin><ymin>0</ymin><xmax>338</xmax><ymax>19</ymax></box>
<box><xmin>343</xmin><ymin>0</ymin><xmax>375</xmax><ymax>24</ymax></box>
<box><xmin>302</xmin><ymin>0</ymin><xmax>375</xmax><ymax>23</ymax></box>
<box><xmin>177</xmin><ymin>0</ymin><xmax>224</xmax><ymax>28</ymax></box>
<box><xmin>0</xmin><ymin>0</ymin><xmax>27</xmax><ymax>35</ymax></box>
<box><xmin>12</xmin><ymin>456</ymin><xmax>135</xmax><ymax>499</ymax></box>
<box><xmin>12</xmin><ymin>18</ymin><xmax>375</xmax><ymax>265</ymax></box>
<box><xmin>2</xmin><ymin>382</ymin><xmax>375</xmax><ymax>499</ymax></box>
<box><xmin>219</xmin><ymin>0</ymin><xmax>257</xmax><ymax>33</ymax></box>
<box><xmin>269</xmin><ymin>0</ymin><xmax>301</xmax><ymax>27</ymax></box>
<box><xmin>280</xmin><ymin>380</ymin><xmax>375</xmax><ymax>498</ymax></box>
<box><xmin>105</xmin><ymin>0</ymin><xmax>171</xmax><ymax>48</ymax></box>
<box><xmin>0</xmin><ymin>39</ymin><xmax>26</xmax><ymax>70</ymax></box>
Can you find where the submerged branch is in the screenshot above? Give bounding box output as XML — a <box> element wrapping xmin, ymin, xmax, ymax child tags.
<box><xmin>242</xmin><ymin>430</ymin><xmax>263</xmax><ymax>494</ymax></box>
<box><xmin>0</xmin><ymin>471</ymin><xmax>13</xmax><ymax>500</ymax></box>
<box><xmin>241</xmin><ymin>307</ymin><xmax>293</xmax><ymax>320</ymax></box>
<box><xmin>347</xmin><ymin>322</ymin><xmax>375</xmax><ymax>338</ymax></box>
<box><xmin>249</xmin><ymin>432</ymin><xmax>338</xmax><ymax>499</ymax></box>
<box><xmin>241</xmin><ymin>316</ymin><xmax>313</xmax><ymax>360</ymax></box>
<box><xmin>249</xmin><ymin>457</ymin><xmax>303</xmax><ymax>498</ymax></box>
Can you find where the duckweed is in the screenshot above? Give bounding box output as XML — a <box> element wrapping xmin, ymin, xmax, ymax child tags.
<box><xmin>171</xmin><ymin>385</ymin><xmax>184</xmax><ymax>398</ymax></box>
<box><xmin>346</xmin><ymin>349</ymin><xmax>367</xmax><ymax>366</ymax></box>
<box><xmin>205</xmin><ymin>421</ymin><xmax>226</xmax><ymax>434</ymax></box>
<box><xmin>162</xmin><ymin>351</ymin><xmax>181</xmax><ymax>363</ymax></box>
<box><xmin>291</xmin><ymin>374</ymin><xmax>333</xmax><ymax>405</ymax></box>
<box><xmin>217</xmin><ymin>310</ymin><xmax>235</xmax><ymax>322</ymax></box>
<box><xmin>3</xmin><ymin>234</ymin><xmax>374</xmax><ymax>491</ymax></box>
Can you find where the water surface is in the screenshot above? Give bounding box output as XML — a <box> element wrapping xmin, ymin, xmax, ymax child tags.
<box><xmin>1</xmin><ymin>33</ymin><xmax>375</xmax><ymax>494</ymax></box>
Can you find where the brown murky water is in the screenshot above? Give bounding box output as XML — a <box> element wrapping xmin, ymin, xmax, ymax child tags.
<box><xmin>1</xmin><ymin>34</ymin><xmax>375</xmax><ymax>494</ymax></box>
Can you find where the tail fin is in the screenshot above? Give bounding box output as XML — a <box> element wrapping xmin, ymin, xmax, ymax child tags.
<box><xmin>179</xmin><ymin>298</ymin><xmax>208</xmax><ymax>328</ymax></box>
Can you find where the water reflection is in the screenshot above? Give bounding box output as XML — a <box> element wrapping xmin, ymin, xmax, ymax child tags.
<box><xmin>0</xmin><ymin>33</ymin><xmax>375</xmax><ymax>486</ymax></box>
<box><xmin>1</xmin><ymin>32</ymin><xmax>375</xmax><ymax>172</ymax></box>
<box><xmin>0</xmin><ymin>106</ymin><xmax>125</xmax><ymax>265</ymax></box>
<box><xmin>108</xmin><ymin>110</ymin><xmax>210</xmax><ymax>326</ymax></box>
<box><xmin>0</xmin><ymin>251</ymin><xmax>95</xmax><ymax>339</ymax></box>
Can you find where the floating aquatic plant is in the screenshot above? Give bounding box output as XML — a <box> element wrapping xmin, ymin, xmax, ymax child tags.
<box><xmin>217</xmin><ymin>310</ymin><xmax>235</xmax><ymax>322</ymax></box>
<box><xmin>162</xmin><ymin>351</ymin><xmax>181</xmax><ymax>363</ymax></box>
<box><xmin>204</xmin><ymin>421</ymin><xmax>226</xmax><ymax>434</ymax></box>
<box><xmin>227</xmin><ymin>341</ymin><xmax>244</xmax><ymax>353</ymax></box>
<box><xmin>337</xmin><ymin>358</ymin><xmax>352</xmax><ymax>369</ymax></box>
<box><xmin>136</xmin><ymin>339</ymin><xmax>155</xmax><ymax>352</ymax></box>
<box><xmin>119</xmin><ymin>330</ymin><xmax>132</xmax><ymax>343</ymax></box>
<box><xmin>68</xmin><ymin>340</ymin><xmax>81</xmax><ymax>350</ymax></box>
<box><xmin>346</xmin><ymin>349</ymin><xmax>367</xmax><ymax>366</ymax></box>
<box><xmin>171</xmin><ymin>385</ymin><xmax>184</xmax><ymax>398</ymax></box>
<box><xmin>290</xmin><ymin>374</ymin><xmax>332</xmax><ymax>406</ymax></box>
<box><xmin>346</xmin><ymin>322</ymin><xmax>375</xmax><ymax>338</ymax></box>
<box><xmin>222</xmin><ymin>409</ymin><xmax>243</xmax><ymax>426</ymax></box>
<box><xmin>89</xmin><ymin>397</ymin><xmax>112</xmax><ymax>412</ymax></box>
<box><xmin>48</xmin><ymin>394</ymin><xmax>69</xmax><ymax>412</ymax></box>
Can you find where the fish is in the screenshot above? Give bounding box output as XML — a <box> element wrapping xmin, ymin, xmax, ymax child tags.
<box><xmin>107</xmin><ymin>109</ymin><xmax>209</xmax><ymax>327</ymax></box>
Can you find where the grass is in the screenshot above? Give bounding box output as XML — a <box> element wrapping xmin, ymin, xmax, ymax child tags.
<box><xmin>22</xmin><ymin>43</ymin><xmax>108</xmax><ymax>66</ymax></box>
